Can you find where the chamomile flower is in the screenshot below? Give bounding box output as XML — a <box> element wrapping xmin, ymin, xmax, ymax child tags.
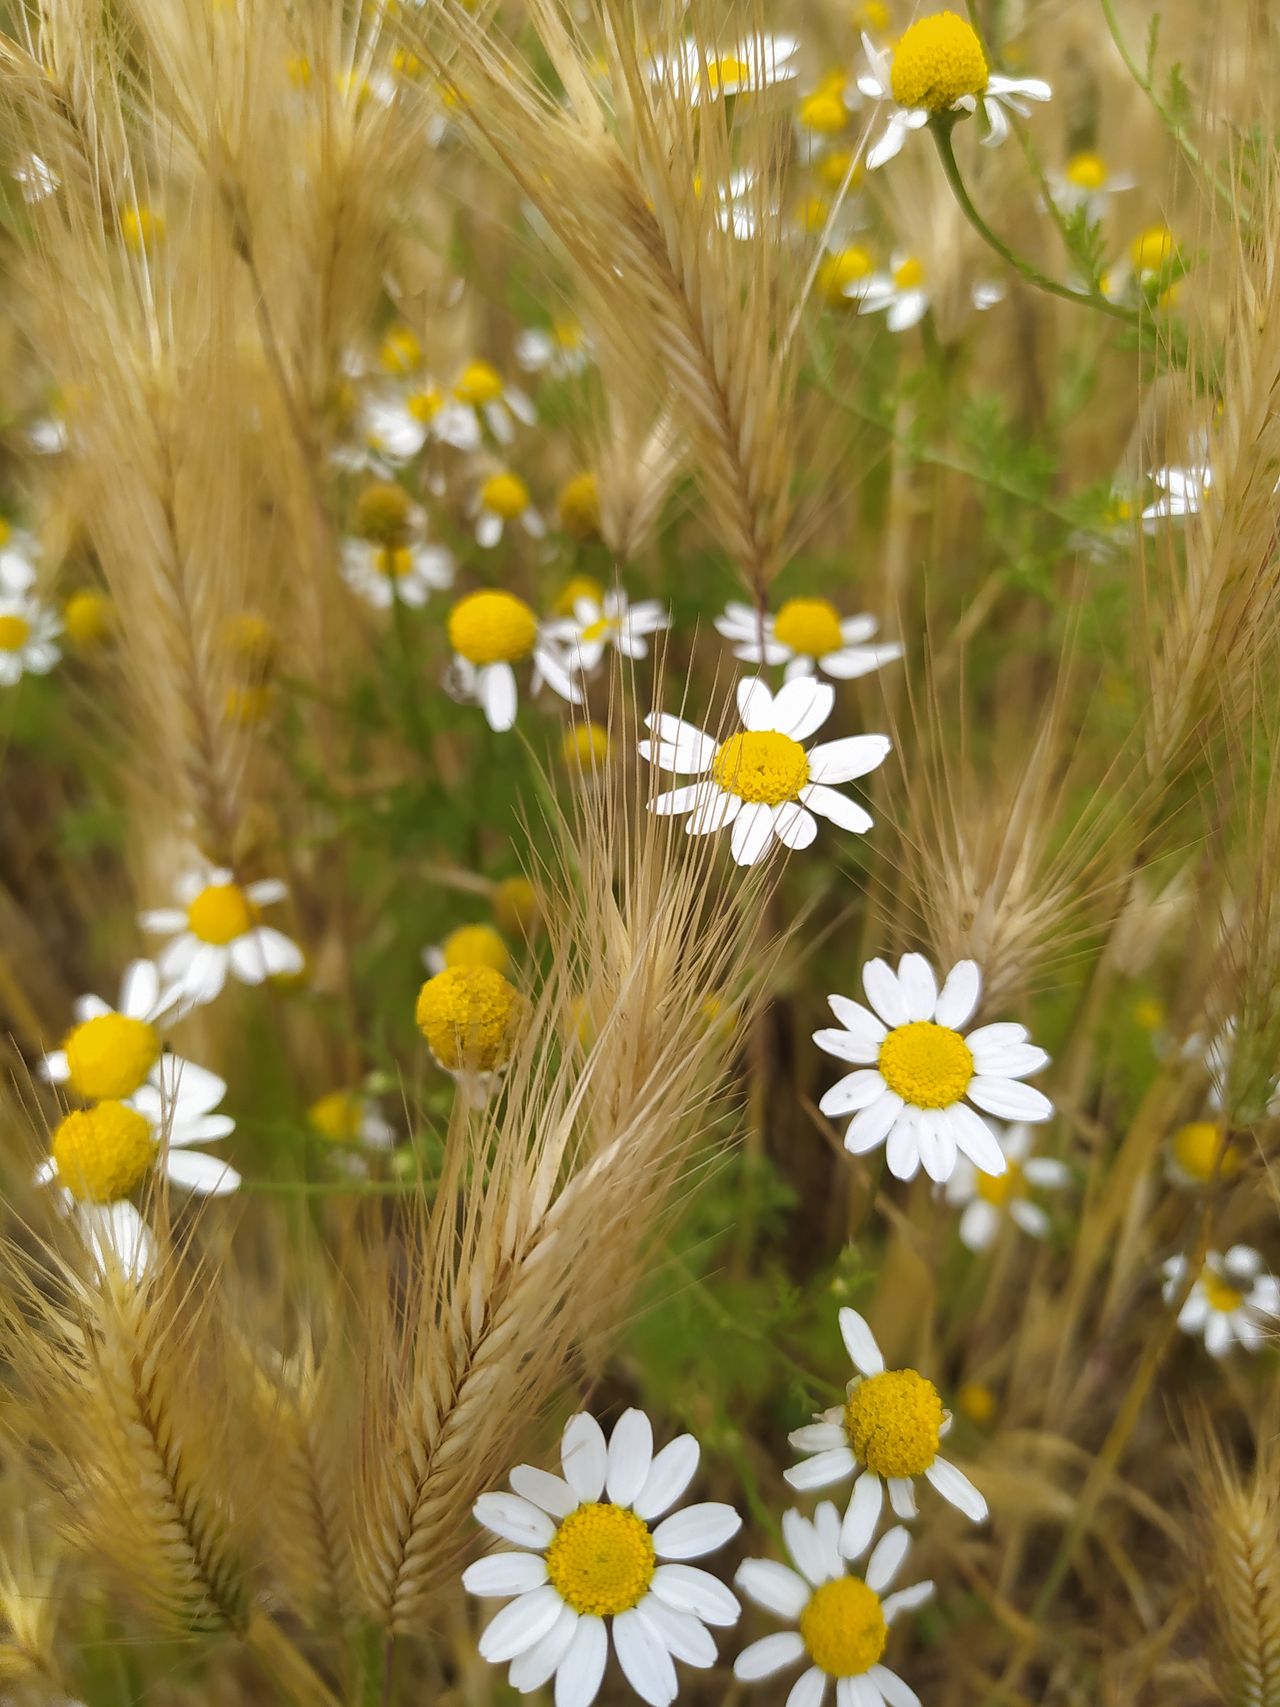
<box><xmin>735</xmin><ymin>1503</ymin><xmax>932</xmax><ymax>1707</ymax></box>
<box><xmin>1142</xmin><ymin>462</ymin><xmax>1211</xmax><ymax>524</ymax></box>
<box><xmin>1046</xmin><ymin>150</ymin><xmax>1135</xmax><ymax>221</ymax></box>
<box><xmin>1165</xmin><ymin>1121</ymin><xmax>1244</xmax><ymax>1190</ymax></box>
<box><xmin>785</xmin><ymin>1309</ymin><xmax>986</xmax><ymax>1556</ymax></box>
<box><xmin>141</xmin><ymin>867</ymin><xmax>304</xmax><ymax>1009</ymax></box>
<box><xmin>416</xmin><ymin>964</ymin><xmax>527</xmax><ymax>1103</ymax></box>
<box><xmin>464</xmin><ymin>1409</ymin><xmax>741</xmax><ymax>1707</ymax></box>
<box><xmin>648</xmin><ymin>34</ymin><xmax>800</xmax><ymax>105</ymax></box>
<box><xmin>39</xmin><ymin>960</ymin><xmax>176</xmax><ymax>1102</ymax></box>
<box><xmin>815</xmin><ymin>953</ymin><xmax>1054</xmax><ymax>1183</ymax></box>
<box><xmin>307</xmin><ymin>1089</ymin><xmax>395</xmax><ymax>1149</ymax></box>
<box><xmin>1162</xmin><ymin>1247</ymin><xmax>1280</xmax><ymax>1357</ymax></box>
<box><xmin>340</xmin><ymin>537</ymin><xmax>454</xmax><ymax>609</ymax></box>
<box><xmin>473</xmin><ymin>470</ymin><xmax>546</xmax><ymax>549</ymax></box>
<box><xmin>423</xmin><ymin>921</ymin><xmax>511</xmax><ymax>976</ymax></box>
<box><xmin>445</xmin><ymin>589</ymin><xmax>581</xmax><ymax>732</ymax></box>
<box><xmin>857</xmin><ymin>253</ymin><xmax>1005</xmax><ymax>330</ymax></box>
<box><xmin>360</xmin><ymin>383</ymin><xmax>481</xmax><ymax>463</ymax></box>
<box><xmin>545</xmin><ymin>588</ymin><xmax>670</xmax><ymax>672</ymax></box>
<box><xmin>0</xmin><ymin>594</ymin><xmax>60</xmax><ymax>685</ymax></box>
<box><xmin>943</xmin><ymin>1123</ymin><xmax>1070</xmax><ymax>1250</ymax></box>
<box><xmin>715</xmin><ymin>599</ymin><xmax>901</xmax><ymax>683</ymax></box>
<box><xmin>859</xmin><ymin>12</ymin><xmax>1050</xmax><ymax>170</ymax></box>
<box><xmin>641</xmin><ymin>677</ymin><xmax>891</xmax><ymax>868</ymax></box>
<box><xmin>515</xmin><ymin>319</ymin><xmax>593</xmax><ymax>379</ymax></box>
<box><xmin>817</xmin><ymin>245</ymin><xmax>878</xmax><ymax>309</ymax></box>
<box><xmin>451</xmin><ymin>359</ymin><xmax>536</xmax><ymax>446</ymax></box>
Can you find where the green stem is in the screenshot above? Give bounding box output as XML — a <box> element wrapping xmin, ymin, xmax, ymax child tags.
<box><xmin>930</xmin><ymin>122</ymin><xmax>1137</xmax><ymax>325</ymax></box>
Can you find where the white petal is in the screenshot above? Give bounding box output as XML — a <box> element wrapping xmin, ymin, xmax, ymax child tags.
<box><xmin>561</xmin><ymin>1413</ymin><xmax>608</xmax><ymax>1502</ymax></box>
<box><xmin>635</xmin><ymin>1435</ymin><xmax>700</xmax><ymax>1521</ymax></box>
<box><xmin>914</xmin><ymin>1110</ymin><xmax>954</xmax><ymax>1183</ymax></box>
<box><xmin>934</xmin><ymin>961</ymin><xmax>981</xmax><ymax>1029</ymax></box>
<box><xmin>967</xmin><ymin>1078</ymin><xmax>1054</xmax><ymax>1123</ymax></box>
<box><xmin>686</xmin><ymin>789</ymin><xmax>740</xmax><ymax>836</ymax></box>
<box><xmin>896</xmin><ymin>954</ymin><xmax>938</xmax><ymax>1021</ymax></box>
<box><xmin>813</xmin><ymin>1028</ymin><xmax>883</xmax><ymax>1067</ymax></box>
<box><xmin>606</xmin><ymin>1409</ymin><xmax>654</xmax><ymax>1507</ymax></box>
<box><xmin>636</xmin><ymin>1597</ymin><xmax>716</xmax><ymax>1667</ymax></box>
<box><xmin>509</xmin><ymin>1604</ymin><xmax>580</xmax><ymax>1692</ymax></box>
<box><xmin>737</xmin><ymin>676</ymin><xmax>776</xmax><ymax>730</ymax></box>
<box><xmin>845</xmin><ymin>1093</ymin><xmax>904</xmax><ymax>1154</ymax></box>
<box><xmin>735</xmin><ymin>1631</ymin><xmax>807</xmax><ymax>1680</ymax></box>
<box><xmin>643</xmin><ymin>715</ymin><xmax>716</xmax><ymax>770</ymax></box>
<box><xmin>734</xmin><ymin>1559</ymin><xmax>810</xmax><ymax>1619</ymax></box>
<box><xmin>963</xmin><ymin>1022</ymin><xmax>1026</xmax><ymax>1052</ymax></box>
<box><xmin>650</xmin><ymin>783</ymin><xmax>707</xmax><ymax>818</ymax></box>
<box><xmin>820</xmin><ymin>1070</ymin><xmax>887</xmax><ymax>1118</ymax></box>
<box><xmin>828</xmin><ymin>996</ymin><xmax>888</xmax><ymax>1045</ymax></box>
<box><xmin>970</xmin><ymin>1041</ymin><xmax>1049</xmax><ymax>1079</ymax></box>
<box><xmin>783</xmin><ymin>1448</ymin><xmax>856</xmax><ymax>1491</ymax></box>
<box><xmin>865</xmin><ymin>1526</ymin><xmax>910</xmax><ymax>1593</ymax></box>
<box><xmin>613</xmin><ymin>1608</ymin><xmax>677</xmax><ymax>1707</ymax></box>
<box><xmin>880</xmin><ymin>1582</ymin><xmax>934</xmax><ymax>1626</ymax></box>
<box><xmin>555</xmin><ymin>1616</ymin><xmax>607</xmax><ymax>1707</ymax></box>
<box><xmin>479</xmin><ymin>1585</ymin><xmax>566</xmax><ymax>1662</ymax></box>
<box><xmin>840</xmin><ymin>1469</ymin><xmax>883</xmax><ymax>1558</ymax></box>
<box><xmin>650</xmin><ymin>1564</ymin><xmax>740</xmax><ymax>1625</ymax></box>
<box><xmin>119</xmin><ymin>959</ymin><xmax>161</xmax><ymax>1019</ymax></box>
<box><xmin>925</xmin><ymin>1456</ymin><xmax>987</xmax><ymax>1522</ymax></box>
<box><xmin>652</xmin><ymin>1502</ymin><xmax>740</xmax><ymax>1560</ymax></box>
<box><xmin>868</xmin><ymin>1664</ymin><xmax>922</xmax><ymax>1707</ymax></box>
<box><xmin>862</xmin><ymin>959</ymin><xmax>909</xmax><ymax>1027</ymax></box>
<box><xmin>885</xmin><ymin>1117</ymin><xmax>921</xmax><ymax>1180</ymax></box>
<box><xmin>801</xmin><ymin>785</ymin><xmax>874</xmax><ymax>834</ymax></box>
<box><xmin>474</xmin><ymin>1491</ymin><xmax>557</xmax><ymax>1549</ymax></box>
<box><xmin>790</xmin><ymin>1423</ymin><xmax>846</xmax><ymax>1453</ymax></box>
<box><xmin>787</xmin><ymin>1665</ymin><xmax>830</xmax><ymax>1707</ymax></box>
<box><xmin>887</xmin><ymin>1478</ymin><xmax>917</xmax><ymax>1520</ymax></box>
<box><xmin>807</xmin><ymin>736</ymin><xmax>892</xmax><ymax>785</ymax></box>
<box><xmin>950</xmin><ymin>1104</ymin><xmax>1008</xmax><ymax>1175</ymax></box>
<box><xmin>783</xmin><ymin>1509</ymin><xmax>833</xmax><ymax>1588</ymax></box>
<box><xmin>1010</xmin><ymin>1200</ymin><xmax>1050</xmax><ymax>1238</ymax></box>
<box><xmin>770</xmin><ymin>677</ymin><xmax>833</xmax><ymax>740</ymax></box>
<box><xmin>480</xmin><ymin>662</ymin><xmax>519</xmax><ymax>732</ymax></box>
<box><xmin>730</xmin><ymin>802</ymin><xmax>778</xmax><ymax>866</ymax></box>
<box><xmin>509</xmin><ymin>1466</ymin><xmax>578</xmax><ymax>1519</ymax></box>
<box><xmin>839</xmin><ymin>1310</ymin><xmax>886</xmax><ymax>1376</ymax></box>
<box><xmin>960</xmin><ymin>1200</ymin><xmax>999</xmax><ymax>1251</ymax></box>
<box><xmin>463</xmin><ymin>1552</ymin><xmax>549</xmax><ymax>1597</ymax></box>
<box><xmin>774</xmin><ymin>803</ymin><xmax>818</xmax><ymax>851</ymax></box>
<box><xmin>163</xmin><ymin>1150</ymin><xmax>240</xmax><ymax>1196</ymax></box>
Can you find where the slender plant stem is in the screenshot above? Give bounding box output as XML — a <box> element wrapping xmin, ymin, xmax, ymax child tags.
<box><xmin>930</xmin><ymin>123</ymin><xmax>1138</xmax><ymax>325</ymax></box>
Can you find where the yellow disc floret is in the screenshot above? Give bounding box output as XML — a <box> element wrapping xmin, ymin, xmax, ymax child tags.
<box><xmin>415</xmin><ymin>966</ymin><xmax>525</xmax><ymax>1072</ymax></box>
<box><xmin>187</xmin><ymin>883</ymin><xmax>256</xmax><ymax>946</ymax></box>
<box><xmin>704</xmin><ymin>54</ymin><xmax>750</xmax><ymax>95</ymax></box>
<box><xmin>975</xmin><ymin>1156</ymin><xmax>1024</xmax><ymax>1207</ymax></box>
<box><xmin>711</xmin><ymin>731</ymin><xmax>809</xmax><ymax>805</ymax></box>
<box><xmin>355</xmin><ymin>481</ymin><xmax>412</xmax><ymax>548</ymax></box>
<box><xmin>799</xmin><ymin>90</ymin><xmax>849</xmax><ymax>135</ymax></box>
<box><xmin>544</xmin><ymin>1503</ymin><xmax>656</xmax><ymax>1617</ymax></box>
<box><xmin>308</xmin><ymin>1090</ymin><xmax>366</xmax><ymax>1143</ymax></box>
<box><xmin>380</xmin><ymin>326</ymin><xmax>423</xmax><ymax>374</ymax></box>
<box><xmin>63</xmin><ymin>1013</ymin><xmax>162</xmax><ymax>1102</ymax></box>
<box><xmin>493</xmin><ymin>874</ymin><xmax>538</xmax><ymax>934</ymax></box>
<box><xmin>63</xmin><ymin>590</ymin><xmax>114</xmax><ymax>649</ymax></box>
<box><xmin>121</xmin><ymin>204</ymin><xmax>164</xmax><ymax>252</ymax></box>
<box><xmin>1130</xmin><ymin>224</ymin><xmax>1175</xmax><ymax>275</ymax></box>
<box><xmin>480</xmin><ymin>472</ymin><xmax>531</xmax><ymax>520</ymax></box>
<box><xmin>52</xmin><ymin>1102</ymin><xmax>156</xmax><ymax>1204</ymax></box>
<box><xmin>799</xmin><ymin>1577</ymin><xmax>887</xmax><ymax>1678</ymax></box>
<box><xmin>1202</xmin><ymin>1269</ymin><xmax>1243</xmax><ymax>1314</ymax></box>
<box><xmin>890</xmin><ymin>12</ymin><xmax>988</xmax><ymax>111</ymax></box>
<box><xmin>1171</xmin><ymin>1121</ymin><xmax>1242</xmax><ymax>1184</ymax></box>
<box><xmin>844</xmin><ymin>1368</ymin><xmax>944</xmax><ymax>1477</ymax></box>
<box><xmin>819</xmin><ymin>246</ymin><xmax>875</xmax><ymax>306</ymax></box>
<box><xmin>956</xmin><ymin>1379</ymin><xmax>997</xmax><ymax>1424</ymax></box>
<box><xmin>453</xmin><ymin>360</ymin><xmax>504</xmax><ymax>407</ymax></box>
<box><xmin>878</xmin><ymin>1021</ymin><xmax>974</xmax><ymax>1108</ymax></box>
<box><xmin>563</xmin><ymin>723</ymin><xmax>611</xmax><ymax>771</ymax></box>
<box><xmin>440</xmin><ymin>923</ymin><xmax>510</xmax><ymax>974</ymax></box>
<box><xmin>1065</xmin><ymin>150</ymin><xmax>1108</xmax><ymax>191</ymax></box>
<box><xmin>893</xmin><ymin>255</ymin><xmax>926</xmax><ymax>290</ymax></box>
<box><xmin>554</xmin><ymin>573</ymin><xmax>605</xmax><ymax>617</ymax></box>
<box><xmin>0</xmin><ymin>614</ymin><xmax>31</xmax><ymax>652</ymax></box>
<box><xmin>448</xmin><ymin>591</ymin><xmax>538</xmax><ymax>666</ymax></box>
<box><xmin>774</xmin><ymin>597</ymin><xmax>844</xmax><ymax>658</ymax></box>
<box><xmin>374</xmin><ymin>547</ymin><xmax>414</xmax><ymax>580</ymax></box>
<box><xmin>220</xmin><ymin>612</ymin><xmax>276</xmax><ymax>676</ymax></box>
<box><xmin>558</xmin><ymin>473</ymin><xmax>602</xmax><ymax>541</ymax></box>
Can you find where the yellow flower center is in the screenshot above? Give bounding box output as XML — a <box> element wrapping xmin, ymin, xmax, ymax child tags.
<box><xmin>187</xmin><ymin>882</ymin><xmax>257</xmax><ymax>946</ymax></box>
<box><xmin>375</xmin><ymin>547</ymin><xmax>414</xmax><ymax>580</ymax></box>
<box><xmin>63</xmin><ymin>590</ymin><xmax>113</xmax><ymax>648</ymax></box>
<box><xmin>819</xmin><ymin>246</ymin><xmax>875</xmax><ymax>305</ymax></box>
<box><xmin>1202</xmin><ymin>1270</ymin><xmax>1244</xmax><ymax>1314</ymax></box>
<box><xmin>799</xmin><ymin>1577</ymin><xmax>887</xmax><ymax>1678</ymax></box>
<box><xmin>308</xmin><ymin>1090</ymin><xmax>366</xmax><ymax>1143</ymax></box>
<box><xmin>62</xmin><ymin>1013</ymin><xmax>162</xmax><ymax>1101</ymax></box>
<box><xmin>558</xmin><ymin>473</ymin><xmax>601</xmax><ymax>541</ymax></box>
<box><xmin>407</xmin><ymin>387</ymin><xmax>444</xmax><ymax>422</ymax></box>
<box><xmin>554</xmin><ymin>573</ymin><xmax>605</xmax><ymax>616</ymax></box>
<box><xmin>480</xmin><ymin>472</ymin><xmax>531</xmax><ymax>519</ymax></box>
<box><xmin>52</xmin><ymin>1102</ymin><xmax>156</xmax><ymax>1204</ymax></box>
<box><xmin>220</xmin><ymin>611</ymin><xmax>275</xmax><ymax>675</ymax></box>
<box><xmin>956</xmin><ymin>1380</ymin><xmax>997</xmax><ymax>1424</ymax></box>
<box><xmin>704</xmin><ymin>54</ymin><xmax>750</xmax><ymax>94</ymax></box>
<box><xmin>975</xmin><ymin>1156</ymin><xmax>1024</xmax><ymax>1206</ymax></box>
<box><xmin>773</xmin><ymin>597</ymin><xmax>844</xmax><ymax>658</ymax></box>
<box><xmin>380</xmin><ymin>327</ymin><xmax>423</xmax><ymax>374</ymax></box>
<box><xmin>711</xmin><ymin>731</ymin><xmax>809</xmax><ymax>806</ymax></box>
<box><xmin>0</xmin><ymin>614</ymin><xmax>31</xmax><ymax>652</ymax></box>
<box><xmin>878</xmin><ymin>1021</ymin><xmax>973</xmax><ymax>1108</ymax></box>
<box><xmin>544</xmin><ymin>1503</ymin><xmax>656</xmax><ymax>1616</ymax></box>
<box><xmin>553</xmin><ymin>319</ymin><xmax>584</xmax><ymax>350</ymax></box>
<box><xmin>415</xmin><ymin>966</ymin><xmax>526</xmax><ymax>1072</ymax></box>
<box><xmin>563</xmin><ymin>722</ymin><xmax>611</xmax><ymax>770</ymax></box>
<box><xmin>1065</xmin><ymin>150</ymin><xmax>1108</xmax><ymax>191</ymax></box>
<box><xmin>817</xmin><ymin>149</ymin><xmax>864</xmax><ymax>191</ymax></box>
<box><xmin>857</xmin><ymin>2</ymin><xmax>891</xmax><ymax>31</ymax></box>
<box><xmin>441</xmin><ymin>922</ymin><xmax>510</xmax><ymax>974</ymax></box>
<box><xmin>844</xmin><ymin>1368</ymin><xmax>944</xmax><ymax>1477</ymax></box>
<box><xmin>447</xmin><ymin>590</ymin><xmax>538</xmax><ymax>666</ymax></box>
<box><xmin>580</xmin><ymin>614</ymin><xmax>615</xmax><ymax>643</ymax></box>
<box><xmin>355</xmin><ymin>481</ymin><xmax>412</xmax><ymax>547</ymax></box>
<box><xmin>493</xmin><ymin>874</ymin><xmax>538</xmax><ymax>933</ymax></box>
<box><xmin>453</xmin><ymin>360</ymin><xmax>504</xmax><ymax>407</ymax></box>
<box><xmin>893</xmin><ymin>255</ymin><xmax>926</xmax><ymax>290</ymax></box>
<box><xmin>1130</xmin><ymin>225</ymin><xmax>1175</xmax><ymax>274</ymax></box>
<box><xmin>1171</xmin><ymin>1121</ymin><xmax>1242</xmax><ymax>1184</ymax></box>
<box><xmin>120</xmin><ymin>204</ymin><xmax>164</xmax><ymax>252</ymax></box>
<box><xmin>890</xmin><ymin>12</ymin><xmax>989</xmax><ymax>111</ymax></box>
<box><xmin>796</xmin><ymin>194</ymin><xmax>831</xmax><ymax>233</ymax></box>
<box><xmin>800</xmin><ymin>90</ymin><xmax>848</xmax><ymax>134</ymax></box>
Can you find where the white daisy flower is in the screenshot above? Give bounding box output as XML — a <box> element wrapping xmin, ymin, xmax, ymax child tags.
<box><xmin>857</xmin><ymin>252</ymin><xmax>1005</xmax><ymax>331</ymax></box>
<box><xmin>735</xmin><ymin>1502</ymin><xmax>932</xmax><ymax>1707</ymax></box>
<box><xmin>648</xmin><ymin>34</ymin><xmax>800</xmax><ymax>105</ymax></box>
<box><xmin>1142</xmin><ymin>463</ymin><xmax>1212</xmax><ymax>524</ymax></box>
<box><xmin>360</xmin><ymin>384</ymin><xmax>481</xmax><ymax>463</ymax></box>
<box><xmin>1046</xmin><ymin>150</ymin><xmax>1135</xmax><ymax>222</ymax></box>
<box><xmin>445</xmin><ymin>590</ymin><xmax>581</xmax><ymax>733</ymax></box>
<box><xmin>464</xmin><ymin>1408</ymin><xmax>741</xmax><ymax>1707</ymax></box>
<box><xmin>858</xmin><ymin>14</ymin><xmax>1050</xmax><ymax>171</ymax></box>
<box><xmin>0</xmin><ymin>593</ymin><xmax>61</xmax><ymax>685</ymax></box>
<box><xmin>141</xmin><ymin>866</ymin><xmax>304</xmax><ymax>1010</ymax></box>
<box><xmin>815</xmin><ymin>954</ymin><xmax>1054</xmax><ymax>1184</ymax></box>
<box><xmin>943</xmin><ymin>1122</ymin><xmax>1070</xmax><ymax>1250</ymax></box>
<box><xmin>38</xmin><ymin>1058</ymin><xmax>240</xmax><ymax>1274</ymax></box>
<box><xmin>472</xmin><ymin>470</ymin><xmax>546</xmax><ymax>549</ymax></box>
<box><xmin>715</xmin><ymin>599</ymin><xmax>901</xmax><ymax>683</ymax></box>
<box><xmin>39</xmin><ymin>959</ymin><xmax>178</xmax><ymax>1103</ymax></box>
<box><xmin>340</xmin><ymin>536</ymin><xmax>454</xmax><ymax>609</ymax></box>
<box><xmin>785</xmin><ymin>1309</ymin><xmax>986</xmax><ymax>1558</ymax></box>
<box><xmin>0</xmin><ymin>530</ymin><xmax>38</xmax><ymax>593</ymax></box>
<box><xmin>451</xmin><ymin>359</ymin><xmax>536</xmax><ymax>447</ymax></box>
<box><xmin>641</xmin><ymin>678</ymin><xmax>890</xmax><ymax>868</ymax></box>
<box><xmin>1162</xmin><ymin>1247</ymin><xmax>1280</xmax><ymax>1357</ymax></box>
<box><xmin>515</xmin><ymin>320</ymin><xmax>593</xmax><ymax>379</ymax></box>
<box><xmin>1165</xmin><ymin>1120</ymin><xmax>1245</xmax><ymax>1191</ymax></box>
<box><xmin>544</xmin><ymin>588</ymin><xmax>670</xmax><ymax>673</ymax></box>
